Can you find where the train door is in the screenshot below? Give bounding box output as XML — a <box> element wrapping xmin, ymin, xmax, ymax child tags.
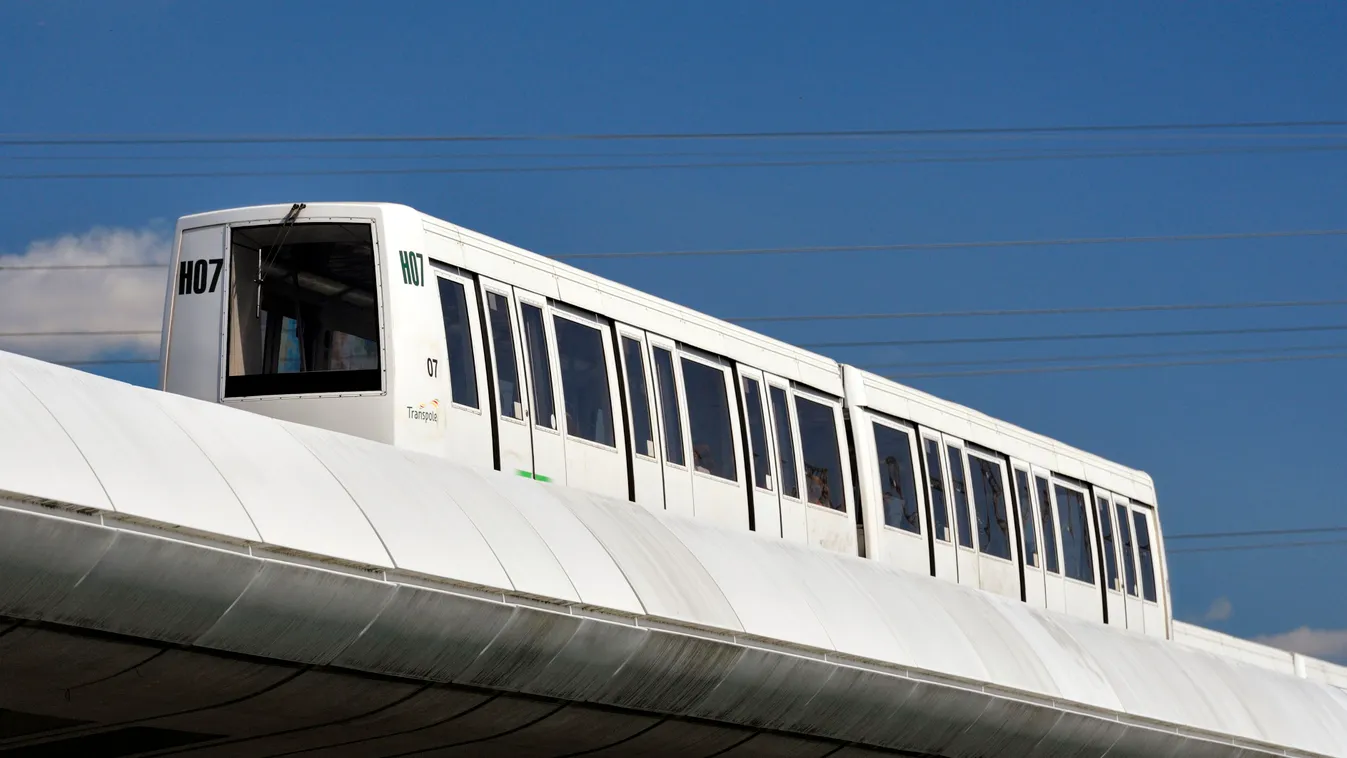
<box><xmin>615</xmin><ymin>325</ymin><xmax>665</xmax><ymax>511</ymax></box>
<box><xmin>1011</xmin><ymin>461</ymin><xmax>1048</xmax><ymax>608</ymax></box>
<box><xmin>1113</xmin><ymin>494</ymin><xmax>1146</xmax><ymax>632</ymax></box>
<box><xmin>941</xmin><ymin>436</ymin><xmax>981</xmax><ymax>588</ymax></box>
<box><xmin>919</xmin><ymin>430</ymin><xmax>960</xmax><ymax>584</ymax></box>
<box><xmin>1093</xmin><ymin>488</ymin><xmax>1127</xmax><ymax>627</ymax></box>
<box><xmin>792</xmin><ymin>385</ymin><xmax>857</xmax><ymax>555</ymax></box>
<box><xmin>431</xmin><ymin>265</ymin><xmax>493</xmax><ymax>470</ymax></box>
<box><xmin>679</xmin><ymin>348</ymin><xmax>750</xmax><ymax>530</ymax></box>
<box><xmin>1130</xmin><ymin>503</ymin><xmax>1165</xmax><ymax>637</ymax></box>
<box><xmin>963</xmin><ymin>445</ymin><xmax>1021</xmax><ymax>600</ymax></box>
<box><xmin>739</xmin><ymin>367</ymin><xmax>783</xmax><ymax>537</ymax></box>
<box><xmin>648</xmin><ymin>335</ymin><xmax>693</xmax><ymax>518</ymax></box>
<box><xmin>515</xmin><ymin>289</ymin><xmax>567</xmax><ymax>486</ymax></box>
<box><xmin>1032</xmin><ymin>466</ymin><xmax>1067</xmax><ymax>614</ymax></box>
<box><xmin>765</xmin><ymin>376</ymin><xmax>808</xmax><ymax>543</ymax></box>
<box><xmin>550</xmin><ymin>303</ymin><xmax>628</xmax><ymax>501</ymax></box>
<box><xmin>478</xmin><ymin>277</ymin><xmax>534</xmax><ymax>479</ymax></box>
<box><xmin>857</xmin><ymin>412</ymin><xmax>930</xmax><ymax>576</ymax></box>
<box><xmin>1051</xmin><ymin>477</ymin><xmax>1105</xmax><ymax>624</ymax></box>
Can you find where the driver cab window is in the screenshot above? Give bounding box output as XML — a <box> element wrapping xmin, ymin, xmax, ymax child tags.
<box><xmin>226</xmin><ymin>222</ymin><xmax>381</xmax><ymax>397</ymax></box>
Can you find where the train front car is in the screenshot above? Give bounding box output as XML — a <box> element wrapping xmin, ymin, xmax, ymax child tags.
<box><xmin>160</xmin><ymin>202</ymin><xmax>427</xmax><ymax>445</ymax></box>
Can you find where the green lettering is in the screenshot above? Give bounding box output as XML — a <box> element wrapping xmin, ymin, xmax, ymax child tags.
<box><xmin>399</xmin><ymin>250</ymin><xmax>413</xmax><ymax>284</ymax></box>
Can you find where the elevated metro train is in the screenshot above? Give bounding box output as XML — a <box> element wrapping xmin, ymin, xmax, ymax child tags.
<box><xmin>160</xmin><ymin>202</ymin><xmax>1171</xmax><ymax>639</ymax></box>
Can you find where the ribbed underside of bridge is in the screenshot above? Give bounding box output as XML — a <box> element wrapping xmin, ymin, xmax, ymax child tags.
<box><xmin>0</xmin><ymin>618</ymin><xmax>893</xmax><ymax>758</ymax></box>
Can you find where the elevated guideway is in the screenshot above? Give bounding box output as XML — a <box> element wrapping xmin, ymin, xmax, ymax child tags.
<box><xmin>1</xmin><ymin>349</ymin><xmax>1346</xmax><ymax>757</ymax></box>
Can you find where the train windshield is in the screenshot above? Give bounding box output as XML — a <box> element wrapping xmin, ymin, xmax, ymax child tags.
<box><xmin>225</xmin><ymin>222</ymin><xmax>381</xmax><ymax>397</ymax></box>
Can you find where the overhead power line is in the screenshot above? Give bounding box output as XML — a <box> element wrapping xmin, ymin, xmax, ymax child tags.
<box><xmin>8</xmin><ymin>133</ymin><xmax>1347</xmax><ymax>163</ymax></box>
<box><xmin>1168</xmin><ymin>525</ymin><xmax>1347</xmax><ymax>541</ymax></box>
<box><xmin>883</xmin><ymin>351</ymin><xmax>1347</xmax><ymax>379</ymax></box>
<box><xmin>56</xmin><ymin>358</ymin><xmax>159</xmax><ymax>367</ymax></box>
<box><xmin>553</xmin><ymin>227</ymin><xmax>1347</xmax><ymax>261</ymax></box>
<box><xmin>1169</xmin><ymin>538</ymin><xmax>1347</xmax><ymax>555</ymax></box>
<box><xmin>3</xmin><ymin>144</ymin><xmax>1347</xmax><ymax>181</ymax></box>
<box><xmin>0</xmin><ymin>329</ymin><xmax>158</xmax><ymax>338</ymax></box>
<box><xmin>5</xmin><ymin>118</ymin><xmax>1347</xmax><ymax>146</ymax></box>
<box><xmin>728</xmin><ymin>298</ymin><xmax>1347</xmax><ymax>324</ymax></box>
<box><xmin>805</xmin><ymin>323</ymin><xmax>1347</xmax><ymax>349</ymax></box>
<box><xmin>6</xmin><ymin>228</ymin><xmax>1344</xmax><ymax>272</ymax></box>
<box><xmin>0</xmin><ymin>262</ymin><xmax>165</xmax><ymax>271</ymax></box>
<box><xmin>861</xmin><ymin>342</ymin><xmax>1347</xmax><ymax>370</ymax></box>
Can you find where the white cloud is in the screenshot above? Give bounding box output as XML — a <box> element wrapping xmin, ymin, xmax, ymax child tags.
<box><xmin>1255</xmin><ymin>627</ymin><xmax>1347</xmax><ymax>662</ymax></box>
<box><xmin>0</xmin><ymin>226</ymin><xmax>170</xmax><ymax>364</ymax></box>
<box><xmin>1203</xmin><ymin>596</ymin><xmax>1233</xmax><ymax>622</ymax></box>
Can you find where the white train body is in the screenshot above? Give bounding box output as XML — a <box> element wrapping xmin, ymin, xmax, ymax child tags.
<box><xmin>160</xmin><ymin>201</ymin><xmax>1172</xmax><ymax>638</ymax></box>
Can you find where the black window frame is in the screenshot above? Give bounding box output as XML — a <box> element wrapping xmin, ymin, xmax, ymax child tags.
<box><xmin>872</xmin><ymin>421</ymin><xmax>922</xmax><ymax>534</ymax></box>
<box><xmin>553</xmin><ymin>314</ymin><xmax>616</xmax><ymax>448</ymax></box>
<box><xmin>743</xmin><ymin>376</ymin><xmax>773</xmax><ymax>491</ymax></box>
<box><xmin>680</xmin><ymin>356</ymin><xmax>739</xmax><ymax>482</ymax></box>
<box><xmin>652</xmin><ymin>346</ymin><xmax>685</xmax><ymax>466</ymax></box>
<box><xmin>620</xmin><ymin>336</ymin><xmax>655</xmax><ymax>458</ymax></box>
<box><xmin>520</xmin><ymin>302</ymin><xmax>556</xmax><ymax>430</ymax></box>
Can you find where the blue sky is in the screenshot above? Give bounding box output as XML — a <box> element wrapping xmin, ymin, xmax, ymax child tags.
<box><xmin>2</xmin><ymin>1</ymin><xmax>1346</xmax><ymax>653</ymax></box>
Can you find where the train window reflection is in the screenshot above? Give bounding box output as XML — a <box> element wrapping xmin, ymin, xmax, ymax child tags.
<box><xmin>486</xmin><ymin>292</ymin><xmax>522</xmax><ymax>420</ymax></box>
<box><xmin>770</xmin><ymin>386</ymin><xmax>799</xmax><ymax>499</ymax></box>
<box><xmin>1055</xmin><ymin>484</ymin><xmax>1095</xmax><ymax>584</ymax></box>
<box><xmin>1037</xmin><ymin>476</ymin><xmax>1060</xmax><ymax>574</ymax></box>
<box><xmin>521</xmin><ymin>304</ymin><xmax>555</xmax><ymax>429</ymax></box>
<box><xmin>1097</xmin><ymin>495</ymin><xmax>1119</xmax><ymax>591</ymax></box>
<box><xmin>1134</xmin><ymin>510</ymin><xmax>1158</xmax><ymax>602</ymax></box>
<box><xmin>1015</xmin><ymin>469</ymin><xmax>1039</xmax><ymax>568</ymax></box>
<box><xmin>681</xmin><ymin>359</ymin><xmax>737</xmax><ymax>481</ymax></box>
<box><xmin>795</xmin><ymin>397</ymin><xmax>845</xmax><ymax>511</ymax></box>
<box><xmin>947</xmin><ymin>447</ymin><xmax>974</xmax><ymax>548</ymax></box>
<box><xmin>653</xmin><ymin>348</ymin><xmax>685</xmax><ymax>466</ymax></box>
<box><xmin>969</xmin><ymin>454</ymin><xmax>1011</xmax><ymax>560</ymax></box>
<box><xmin>924</xmin><ymin>438</ymin><xmax>951</xmax><ymax>542</ymax></box>
<box><xmin>621</xmin><ymin>338</ymin><xmax>655</xmax><ymax>457</ymax></box>
<box><xmin>744</xmin><ymin>377</ymin><xmax>772</xmax><ymax>490</ymax></box>
<box><xmin>554</xmin><ymin>317</ymin><xmax>615</xmax><ymax>447</ymax></box>
<box><xmin>1117</xmin><ymin>502</ymin><xmax>1139</xmax><ymax>597</ymax></box>
<box><xmin>873</xmin><ymin>423</ymin><xmax>920</xmax><ymax>533</ymax></box>
<box><xmin>438</xmin><ymin>278</ymin><xmax>479</xmax><ymax>409</ymax></box>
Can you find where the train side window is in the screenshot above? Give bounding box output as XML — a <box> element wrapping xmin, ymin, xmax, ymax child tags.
<box><xmin>924</xmin><ymin>438</ymin><xmax>952</xmax><ymax>542</ymax></box>
<box><xmin>486</xmin><ymin>292</ymin><xmax>522</xmax><ymax>420</ymax></box>
<box><xmin>1014</xmin><ymin>469</ymin><xmax>1040</xmax><ymax>568</ymax></box>
<box><xmin>795</xmin><ymin>396</ymin><xmax>844</xmax><ymax>511</ymax></box>
<box><xmin>770</xmin><ymin>386</ymin><xmax>800</xmax><ymax>499</ymax></box>
<box><xmin>681</xmin><ymin>358</ymin><xmax>738</xmax><ymax>481</ymax></box>
<box><xmin>1133</xmin><ymin>509</ymin><xmax>1158</xmax><ymax>602</ymax></box>
<box><xmin>652</xmin><ymin>348</ymin><xmax>685</xmax><ymax>466</ymax></box>
<box><xmin>554</xmin><ymin>316</ymin><xmax>615</xmax><ymax>447</ymax></box>
<box><xmin>1116</xmin><ymin>502</ymin><xmax>1139</xmax><ymax>597</ymax></box>
<box><xmin>947</xmin><ymin>446</ymin><xmax>974</xmax><ymax>548</ymax></box>
<box><xmin>968</xmin><ymin>454</ymin><xmax>1011</xmax><ymax>560</ymax></box>
<box><xmin>621</xmin><ymin>337</ymin><xmax>655</xmax><ymax>457</ymax></box>
<box><xmin>1096</xmin><ymin>494</ymin><xmax>1119</xmax><ymax>591</ymax></box>
<box><xmin>1036</xmin><ymin>476</ymin><xmax>1061</xmax><ymax>573</ymax></box>
<box><xmin>438</xmin><ymin>278</ymin><xmax>480</xmax><ymax>409</ymax></box>
<box><xmin>873</xmin><ymin>423</ymin><xmax>920</xmax><ymax>533</ymax></box>
<box><xmin>1055</xmin><ymin>484</ymin><xmax>1095</xmax><ymax>584</ymax></box>
<box><xmin>520</xmin><ymin>304</ymin><xmax>556</xmax><ymax>429</ymax></box>
<box><xmin>743</xmin><ymin>377</ymin><xmax>773</xmax><ymax>490</ymax></box>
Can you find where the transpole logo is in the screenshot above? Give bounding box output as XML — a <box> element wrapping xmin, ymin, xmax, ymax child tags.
<box><xmin>407</xmin><ymin>399</ymin><xmax>439</xmax><ymax>423</ymax></box>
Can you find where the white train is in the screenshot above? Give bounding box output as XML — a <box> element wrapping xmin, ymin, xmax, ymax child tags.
<box><xmin>160</xmin><ymin>201</ymin><xmax>1172</xmax><ymax>638</ymax></box>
